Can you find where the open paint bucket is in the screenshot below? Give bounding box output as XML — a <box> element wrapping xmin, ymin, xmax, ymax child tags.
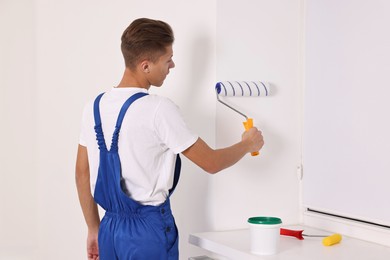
<box><xmin>247</xmin><ymin>216</ymin><xmax>282</xmax><ymax>255</ymax></box>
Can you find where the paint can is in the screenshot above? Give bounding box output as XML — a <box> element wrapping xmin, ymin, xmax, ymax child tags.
<box><xmin>248</xmin><ymin>216</ymin><xmax>282</xmax><ymax>255</ymax></box>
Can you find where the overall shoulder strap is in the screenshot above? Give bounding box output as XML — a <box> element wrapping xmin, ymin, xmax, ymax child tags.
<box><xmin>168</xmin><ymin>154</ymin><xmax>182</xmax><ymax>195</ymax></box>
<box><xmin>93</xmin><ymin>93</ymin><xmax>107</xmax><ymax>150</ymax></box>
<box><xmin>110</xmin><ymin>92</ymin><xmax>148</xmax><ymax>151</ymax></box>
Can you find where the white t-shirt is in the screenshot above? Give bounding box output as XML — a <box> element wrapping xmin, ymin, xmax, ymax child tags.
<box><xmin>79</xmin><ymin>87</ymin><xmax>198</xmax><ymax>206</ymax></box>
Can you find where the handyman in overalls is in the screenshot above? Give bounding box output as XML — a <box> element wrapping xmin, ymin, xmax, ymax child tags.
<box><xmin>75</xmin><ymin>18</ymin><xmax>264</xmax><ymax>260</ymax></box>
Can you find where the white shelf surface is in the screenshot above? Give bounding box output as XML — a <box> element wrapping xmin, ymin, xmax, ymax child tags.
<box><xmin>189</xmin><ymin>225</ymin><xmax>390</xmax><ymax>260</ymax></box>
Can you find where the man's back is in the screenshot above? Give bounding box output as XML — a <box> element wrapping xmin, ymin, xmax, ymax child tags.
<box><xmin>79</xmin><ymin>87</ymin><xmax>198</xmax><ymax>206</ymax></box>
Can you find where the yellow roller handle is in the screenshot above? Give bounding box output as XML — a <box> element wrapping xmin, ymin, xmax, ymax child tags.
<box><xmin>243</xmin><ymin>118</ymin><xmax>259</xmax><ymax>156</ymax></box>
<box><xmin>322</xmin><ymin>233</ymin><xmax>342</xmax><ymax>246</ymax></box>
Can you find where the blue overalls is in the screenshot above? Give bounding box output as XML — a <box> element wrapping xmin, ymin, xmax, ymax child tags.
<box><xmin>93</xmin><ymin>92</ymin><xmax>181</xmax><ymax>260</ymax></box>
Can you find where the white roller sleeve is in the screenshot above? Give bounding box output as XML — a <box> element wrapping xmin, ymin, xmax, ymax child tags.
<box><xmin>216</xmin><ymin>81</ymin><xmax>270</xmax><ymax>97</ymax></box>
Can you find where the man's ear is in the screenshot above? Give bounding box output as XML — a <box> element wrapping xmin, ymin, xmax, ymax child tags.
<box><xmin>140</xmin><ymin>60</ymin><xmax>150</xmax><ymax>73</ymax></box>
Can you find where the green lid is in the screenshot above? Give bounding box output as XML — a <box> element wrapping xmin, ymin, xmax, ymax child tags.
<box><xmin>247</xmin><ymin>216</ymin><xmax>282</xmax><ymax>225</ymax></box>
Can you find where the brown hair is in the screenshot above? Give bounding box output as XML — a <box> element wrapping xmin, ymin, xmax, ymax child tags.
<box><xmin>121</xmin><ymin>18</ymin><xmax>174</xmax><ymax>70</ymax></box>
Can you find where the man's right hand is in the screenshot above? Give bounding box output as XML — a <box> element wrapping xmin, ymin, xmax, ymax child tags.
<box><xmin>242</xmin><ymin>127</ymin><xmax>264</xmax><ymax>154</ymax></box>
<box><xmin>87</xmin><ymin>229</ymin><xmax>99</xmax><ymax>260</ymax></box>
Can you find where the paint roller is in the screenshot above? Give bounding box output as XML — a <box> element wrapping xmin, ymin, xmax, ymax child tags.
<box><xmin>215</xmin><ymin>81</ymin><xmax>270</xmax><ymax>156</ymax></box>
<box><xmin>280</xmin><ymin>228</ymin><xmax>342</xmax><ymax>246</ymax></box>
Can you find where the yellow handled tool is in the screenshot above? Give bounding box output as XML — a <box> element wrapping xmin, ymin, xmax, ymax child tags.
<box><xmin>280</xmin><ymin>228</ymin><xmax>342</xmax><ymax>246</ymax></box>
<box><xmin>215</xmin><ymin>81</ymin><xmax>270</xmax><ymax>157</ymax></box>
<box><xmin>243</xmin><ymin>118</ymin><xmax>259</xmax><ymax>156</ymax></box>
<box><xmin>322</xmin><ymin>233</ymin><xmax>342</xmax><ymax>246</ymax></box>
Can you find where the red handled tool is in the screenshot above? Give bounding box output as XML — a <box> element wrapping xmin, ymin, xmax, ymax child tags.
<box><xmin>280</xmin><ymin>228</ymin><xmax>342</xmax><ymax>246</ymax></box>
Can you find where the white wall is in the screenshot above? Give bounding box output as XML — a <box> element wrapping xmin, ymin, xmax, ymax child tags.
<box><xmin>210</xmin><ymin>0</ymin><xmax>303</xmax><ymax>230</ymax></box>
<box><xmin>0</xmin><ymin>0</ymin><xmax>302</xmax><ymax>259</ymax></box>
<box><xmin>0</xmin><ymin>1</ymin><xmax>39</xmax><ymax>259</ymax></box>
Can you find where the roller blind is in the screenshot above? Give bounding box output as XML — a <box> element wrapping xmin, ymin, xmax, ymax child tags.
<box><xmin>303</xmin><ymin>0</ymin><xmax>390</xmax><ymax>226</ymax></box>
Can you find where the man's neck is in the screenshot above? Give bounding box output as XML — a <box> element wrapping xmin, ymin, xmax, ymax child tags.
<box><xmin>116</xmin><ymin>67</ymin><xmax>150</xmax><ymax>89</ymax></box>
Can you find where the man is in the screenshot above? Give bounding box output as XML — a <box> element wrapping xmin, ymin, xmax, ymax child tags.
<box><xmin>75</xmin><ymin>18</ymin><xmax>264</xmax><ymax>260</ymax></box>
